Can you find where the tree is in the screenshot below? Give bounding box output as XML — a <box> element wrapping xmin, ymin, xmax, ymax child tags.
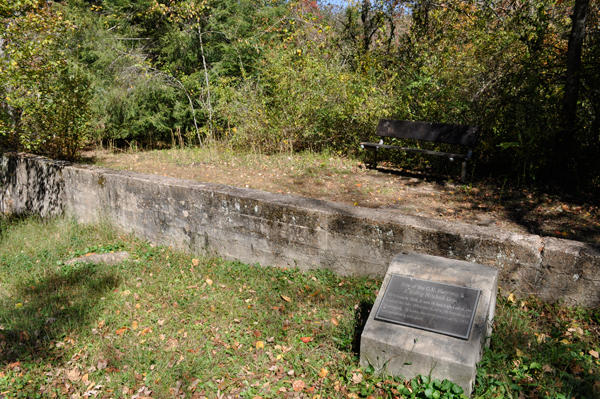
<box><xmin>557</xmin><ymin>0</ymin><xmax>590</xmax><ymax>177</ymax></box>
<box><xmin>0</xmin><ymin>0</ymin><xmax>91</xmax><ymax>160</ymax></box>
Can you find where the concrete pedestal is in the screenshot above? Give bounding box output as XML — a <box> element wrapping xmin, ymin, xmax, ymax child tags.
<box><xmin>360</xmin><ymin>253</ymin><xmax>499</xmax><ymax>396</ymax></box>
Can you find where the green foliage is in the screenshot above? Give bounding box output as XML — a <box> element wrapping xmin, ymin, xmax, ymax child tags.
<box><xmin>2</xmin><ymin>0</ymin><xmax>600</xmax><ymax>190</ymax></box>
<box><xmin>215</xmin><ymin>3</ymin><xmax>402</xmax><ymax>153</ymax></box>
<box><xmin>0</xmin><ymin>0</ymin><xmax>91</xmax><ymax>160</ymax></box>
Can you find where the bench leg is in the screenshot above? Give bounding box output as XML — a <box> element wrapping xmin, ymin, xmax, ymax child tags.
<box><xmin>365</xmin><ymin>149</ymin><xmax>378</xmax><ymax>169</ymax></box>
<box><xmin>461</xmin><ymin>161</ymin><xmax>467</xmax><ymax>182</ymax></box>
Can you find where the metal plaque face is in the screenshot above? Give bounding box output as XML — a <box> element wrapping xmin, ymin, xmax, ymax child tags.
<box><xmin>374</xmin><ymin>275</ymin><xmax>481</xmax><ymax>340</ymax></box>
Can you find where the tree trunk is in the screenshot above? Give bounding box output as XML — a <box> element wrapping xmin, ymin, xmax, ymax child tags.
<box><xmin>556</xmin><ymin>0</ymin><xmax>589</xmax><ymax>181</ymax></box>
<box><xmin>561</xmin><ymin>0</ymin><xmax>589</xmax><ymax>130</ymax></box>
<box><xmin>361</xmin><ymin>0</ymin><xmax>371</xmax><ymax>53</ymax></box>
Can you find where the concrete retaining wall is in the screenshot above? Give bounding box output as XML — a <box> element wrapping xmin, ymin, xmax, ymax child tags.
<box><xmin>2</xmin><ymin>152</ymin><xmax>599</xmax><ymax>306</ymax></box>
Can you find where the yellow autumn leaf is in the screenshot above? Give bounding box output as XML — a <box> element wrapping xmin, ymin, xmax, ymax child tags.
<box><xmin>192</xmin><ymin>258</ymin><xmax>200</xmax><ymax>266</ymax></box>
<box><xmin>318</xmin><ymin>368</ymin><xmax>329</xmax><ymax>378</ymax></box>
<box><xmin>515</xmin><ymin>348</ymin><xmax>524</xmax><ymax>357</ymax></box>
<box><xmin>507</xmin><ymin>293</ymin><xmax>515</xmax><ymax>303</ymax></box>
<box><xmin>132</xmin><ymin>321</ymin><xmax>138</xmax><ymax>330</ymax></box>
<box><xmin>206</xmin><ymin>278</ymin><xmax>213</xmax><ymax>286</ymax></box>
<box><xmin>561</xmin><ymin>339</ymin><xmax>571</xmax><ymax>345</ymax></box>
<box><xmin>281</xmin><ymin>295</ymin><xmax>291</xmax><ymax>302</ymax></box>
<box><xmin>255</xmin><ymin>341</ymin><xmax>265</xmax><ymax>349</ymax></box>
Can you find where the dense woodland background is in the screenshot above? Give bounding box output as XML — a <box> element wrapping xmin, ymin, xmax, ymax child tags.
<box><xmin>1</xmin><ymin>0</ymin><xmax>599</xmax><ymax>191</ymax></box>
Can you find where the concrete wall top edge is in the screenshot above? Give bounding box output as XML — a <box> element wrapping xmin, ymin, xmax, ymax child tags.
<box><xmin>3</xmin><ymin>151</ymin><xmax>600</xmax><ymax>306</ymax></box>
<box><xmin>6</xmin><ymin>151</ymin><xmax>600</xmax><ymax>256</ymax></box>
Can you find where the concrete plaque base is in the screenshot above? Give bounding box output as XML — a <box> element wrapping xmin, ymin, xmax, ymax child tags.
<box><xmin>360</xmin><ymin>253</ymin><xmax>499</xmax><ymax>396</ymax></box>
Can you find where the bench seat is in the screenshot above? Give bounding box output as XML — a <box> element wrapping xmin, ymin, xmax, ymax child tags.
<box><xmin>360</xmin><ymin>119</ymin><xmax>480</xmax><ymax>181</ymax></box>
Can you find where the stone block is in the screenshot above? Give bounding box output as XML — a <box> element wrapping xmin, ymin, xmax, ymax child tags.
<box><xmin>360</xmin><ymin>253</ymin><xmax>499</xmax><ymax>396</ymax></box>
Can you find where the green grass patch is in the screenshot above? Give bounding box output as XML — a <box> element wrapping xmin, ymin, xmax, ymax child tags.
<box><xmin>0</xmin><ymin>216</ymin><xmax>598</xmax><ymax>398</ymax></box>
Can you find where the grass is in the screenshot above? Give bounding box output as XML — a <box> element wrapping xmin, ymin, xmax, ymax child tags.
<box><xmin>0</xmin><ymin>216</ymin><xmax>599</xmax><ymax>398</ymax></box>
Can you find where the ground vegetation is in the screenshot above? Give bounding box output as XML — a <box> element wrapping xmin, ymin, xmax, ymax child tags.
<box><xmin>0</xmin><ymin>216</ymin><xmax>599</xmax><ymax>398</ymax></box>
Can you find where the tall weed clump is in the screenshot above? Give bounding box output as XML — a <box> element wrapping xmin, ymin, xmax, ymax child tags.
<box><xmin>214</xmin><ymin>9</ymin><xmax>402</xmax><ymax>154</ymax></box>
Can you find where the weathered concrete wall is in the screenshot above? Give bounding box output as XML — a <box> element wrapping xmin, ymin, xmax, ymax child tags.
<box><xmin>2</xmin><ymin>152</ymin><xmax>599</xmax><ymax>306</ymax></box>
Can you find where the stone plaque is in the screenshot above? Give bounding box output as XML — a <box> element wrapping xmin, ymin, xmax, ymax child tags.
<box><xmin>374</xmin><ymin>274</ymin><xmax>481</xmax><ymax>340</ymax></box>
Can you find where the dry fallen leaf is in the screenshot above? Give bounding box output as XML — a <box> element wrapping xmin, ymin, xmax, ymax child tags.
<box><xmin>589</xmin><ymin>350</ymin><xmax>599</xmax><ymax>359</ymax></box>
<box><xmin>292</xmin><ymin>380</ymin><xmax>305</xmax><ymax>392</ymax></box>
<box><xmin>116</xmin><ymin>327</ymin><xmax>129</xmax><ymax>335</ymax></box>
<box><xmin>166</xmin><ymin>338</ymin><xmax>179</xmax><ymax>350</ymax></box>
<box><xmin>66</xmin><ymin>368</ymin><xmax>81</xmax><ymax>382</ymax></box>
<box><xmin>351</xmin><ymin>372</ymin><xmax>362</xmax><ymax>385</ymax></box>
<box><xmin>140</xmin><ymin>327</ymin><xmax>152</xmax><ymax>336</ymax></box>
<box><xmin>535</xmin><ymin>333</ymin><xmax>547</xmax><ymax>344</ymax></box>
<box><xmin>281</xmin><ymin>295</ymin><xmax>291</xmax><ymax>302</ymax></box>
<box><xmin>132</xmin><ymin>321</ymin><xmax>138</xmax><ymax>330</ymax></box>
<box><xmin>318</xmin><ymin>368</ymin><xmax>329</xmax><ymax>378</ymax></box>
<box><xmin>331</xmin><ymin>318</ymin><xmax>339</xmax><ymax>327</ymax></box>
<box><xmin>255</xmin><ymin>341</ymin><xmax>265</xmax><ymax>349</ymax></box>
<box><xmin>97</xmin><ymin>360</ymin><xmax>108</xmax><ymax>370</ymax></box>
<box><xmin>515</xmin><ymin>348</ymin><xmax>524</xmax><ymax>357</ymax></box>
<box><xmin>8</xmin><ymin>361</ymin><xmax>21</xmax><ymax>370</ymax></box>
<box><xmin>206</xmin><ymin>278</ymin><xmax>213</xmax><ymax>286</ymax></box>
<box><xmin>300</xmin><ymin>337</ymin><xmax>313</xmax><ymax>343</ymax></box>
<box><xmin>192</xmin><ymin>258</ymin><xmax>200</xmax><ymax>267</ymax></box>
<box><xmin>571</xmin><ymin>364</ymin><xmax>584</xmax><ymax>375</ymax></box>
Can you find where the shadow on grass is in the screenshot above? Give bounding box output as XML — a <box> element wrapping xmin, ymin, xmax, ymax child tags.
<box><xmin>0</xmin><ymin>262</ymin><xmax>119</xmax><ymax>365</ymax></box>
<box><xmin>351</xmin><ymin>301</ymin><xmax>375</xmax><ymax>355</ymax></box>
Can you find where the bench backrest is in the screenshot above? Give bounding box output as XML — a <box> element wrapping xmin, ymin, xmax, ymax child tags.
<box><xmin>376</xmin><ymin>119</ymin><xmax>480</xmax><ymax>147</ymax></box>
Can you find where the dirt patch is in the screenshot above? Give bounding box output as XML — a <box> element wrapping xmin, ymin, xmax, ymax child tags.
<box><xmin>83</xmin><ymin>147</ymin><xmax>600</xmax><ymax>245</ymax></box>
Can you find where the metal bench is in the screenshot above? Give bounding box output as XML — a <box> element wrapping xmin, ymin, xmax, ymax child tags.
<box><xmin>360</xmin><ymin>119</ymin><xmax>480</xmax><ymax>182</ymax></box>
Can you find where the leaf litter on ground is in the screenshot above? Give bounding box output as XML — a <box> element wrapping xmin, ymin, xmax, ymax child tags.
<box><xmin>0</xmin><ymin>216</ymin><xmax>599</xmax><ymax>398</ymax></box>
